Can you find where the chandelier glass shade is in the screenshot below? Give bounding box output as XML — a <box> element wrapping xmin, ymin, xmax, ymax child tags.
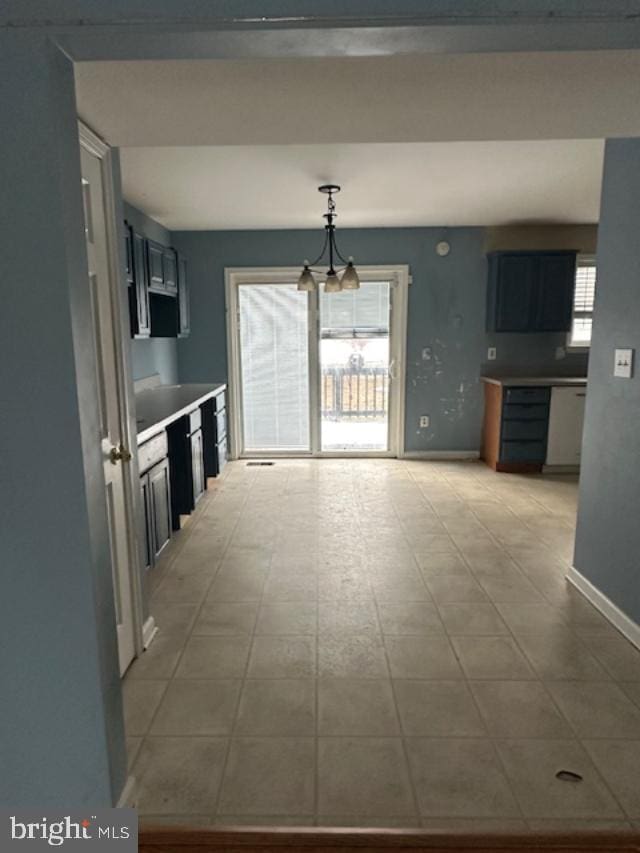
<box><xmin>297</xmin><ymin>185</ymin><xmax>360</xmax><ymax>293</ymax></box>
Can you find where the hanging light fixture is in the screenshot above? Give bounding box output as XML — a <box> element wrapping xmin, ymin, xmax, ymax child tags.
<box><xmin>297</xmin><ymin>185</ymin><xmax>360</xmax><ymax>293</ymax></box>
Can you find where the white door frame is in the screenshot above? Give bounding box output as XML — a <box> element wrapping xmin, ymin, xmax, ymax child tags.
<box><xmin>79</xmin><ymin>121</ymin><xmax>147</xmax><ymax>662</ymax></box>
<box><xmin>225</xmin><ymin>265</ymin><xmax>408</xmax><ymax>460</ymax></box>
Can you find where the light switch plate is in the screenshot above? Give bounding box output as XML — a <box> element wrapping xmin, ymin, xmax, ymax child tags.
<box><xmin>419</xmin><ymin>415</ymin><xmax>430</xmax><ymax>428</ymax></box>
<box><xmin>614</xmin><ymin>348</ymin><xmax>634</xmax><ymax>378</ymax></box>
<box><xmin>487</xmin><ymin>347</ymin><xmax>497</xmax><ymax>361</ymax></box>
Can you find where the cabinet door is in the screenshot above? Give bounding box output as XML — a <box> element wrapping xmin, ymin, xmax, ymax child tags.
<box><xmin>139</xmin><ymin>474</ymin><xmax>154</xmax><ymax>570</ymax></box>
<box><xmin>149</xmin><ymin>458</ymin><xmax>172</xmax><ymax>560</ymax></box>
<box><xmin>163</xmin><ymin>248</ymin><xmax>178</xmax><ymax>294</ymax></box>
<box><xmin>492</xmin><ymin>254</ymin><xmax>537</xmax><ymax>332</ymax></box>
<box><xmin>191</xmin><ymin>428</ymin><xmax>205</xmax><ymax>504</ymax></box>
<box><xmin>535</xmin><ymin>253</ymin><xmax>576</xmax><ymax>332</ymax></box>
<box><xmin>177</xmin><ymin>254</ymin><xmax>190</xmax><ymax>337</ymax></box>
<box><xmin>546</xmin><ymin>386</ymin><xmax>586</xmax><ymax>465</ymax></box>
<box><xmin>132</xmin><ymin>231</ymin><xmax>151</xmax><ymax>338</ymax></box>
<box><xmin>124</xmin><ymin>222</ymin><xmax>134</xmax><ymax>285</ymax></box>
<box><xmin>147</xmin><ymin>240</ymin><xmax>165</xmax><ymax>291</ymax></box>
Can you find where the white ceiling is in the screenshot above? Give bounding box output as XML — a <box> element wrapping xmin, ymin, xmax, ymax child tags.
<box><xmin>74</xmin><ymin>51</ymin><xmax>631</xmax><ymax>229</ymax></box>
<box><xmin>120</xmin><ymin>141</ymin><xmax>604</xmax><ymax>230</ymax></box>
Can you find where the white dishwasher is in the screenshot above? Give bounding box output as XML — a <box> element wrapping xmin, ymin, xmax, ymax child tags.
<box><xmin>545</xmin><ymin>385</ymin><xmax>587</xmax><ymax>467</ymax></box>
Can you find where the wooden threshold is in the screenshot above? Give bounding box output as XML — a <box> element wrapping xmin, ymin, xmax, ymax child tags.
<box><xmin>139</xmin><ymin>826</ymin><xmax>640</xmax><ymax>853</ymax></box>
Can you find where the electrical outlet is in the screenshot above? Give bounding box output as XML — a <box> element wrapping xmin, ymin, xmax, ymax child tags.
<box><xmin>555</xmin><ymin>346</ymin><xmax>566</xmax><ymax>360</ymax></box>
<box><xmin>487</xmin><ymin>347</ymin><xmax>497</xmax><ymax>361</ymax></box>
<box><xmin>419</xmin><ymin>415</ymin><xmax>430</xmax><ymax>428</ymax></box>
<box><xmin>422</xmin><ymin>347</ymin><xmax>432</xmax><ymax>361</ymax></box>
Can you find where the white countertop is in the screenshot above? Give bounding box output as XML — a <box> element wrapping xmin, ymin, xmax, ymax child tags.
<box><xmin>481</xmin><ymin>376</ymin><xmax>587</xmax><ymax>388</ymax></box>
<box><xmin>135</xmin><ymin>382</ymin><xmax>226</xmax><ymax>444</ymax></box>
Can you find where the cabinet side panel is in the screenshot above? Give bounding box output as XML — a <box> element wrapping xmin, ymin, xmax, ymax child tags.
<box><xmin>481</xmin><ymin>383</ymin><xmax>502</xmax><ymax>469</ymax></box>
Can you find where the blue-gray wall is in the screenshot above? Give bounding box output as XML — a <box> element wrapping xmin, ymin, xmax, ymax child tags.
<box><xmin>124</xmin><ymin>203</ymin><xmax>179</xmax><ymax>384</ymax></box>
<box><xmin>574</xmin><ymin>138</ymin><xmax>640</xmax><ymax>625</ymax></box>
<box><xmin>173</xmin><ymin>227</ymin><xmax>589</xmax><ymax>452</ymax></box>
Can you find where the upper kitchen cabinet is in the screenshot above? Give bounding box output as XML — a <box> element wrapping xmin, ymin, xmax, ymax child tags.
<box><xmin>487</xmin><ymin>250</ymin><xmax>577</xmax><ymax>333</ymax></box>
<box><xmin>163</xmin><ymin>247</ymin><xmax>178</xmax><ymax>295</ymax></box>
<box><xmin>147</xmin><ymin>239</ymin><xmax>166</xmax><ymax>293</ymax></box>
<box><xmin>125</xmin><ymin>221</ymin><xmax>150</xmax><ymax>339</ymax></box>
<box><xmin>177</xmin><ymin>254</ymin><xmax>190</xmax><ymax>338</ymax></box>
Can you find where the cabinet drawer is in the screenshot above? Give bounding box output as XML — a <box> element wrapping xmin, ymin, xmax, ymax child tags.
<box><xmin>217</xmin><ymin>436</ymin><xmax>227</xmax><ymax>474</ymax></box>
<box><xmin>500</xmin><ymin>440</ymin><xmax>547</xmax><ymax>463</ymax></box>
<box><xmin>212</xmin><ymin>390</ymin><xmax>226</xmax><ymax>413</ymax></box>
<box><xmin>503</xmin><ymin>403</ymin><xmax>549</xmax><ymax>421</ymax></box>
<box><xmin>502</xmin><ymin>419</ymin><xmax>548</xmax><ymax>441</ymax></box>
<box><xmin>216</xmin><ymin>407</ymin><xmax>227</xmax><ymax>442</ymax></box>
<box><xmin>138</xmin><ymin>431</ymin><xmax>168</xmax><ymax>474</ymax></box>
<box><xmin>503</xmin><ymin>386</ymin><xmax>550</xmax><ymax>405</ymax></box>
<box><xmin>188</xmin><ymin>407</ymin><xmax>202</xmax><ymax>434</ymax></box>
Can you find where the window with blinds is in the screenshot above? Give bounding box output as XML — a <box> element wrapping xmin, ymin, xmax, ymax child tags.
<box><xmin>238</xmin><ymin>283</ymin><xmax>310</xmax><ymax>451</ymax></box>
<box><xmin>320</xmin><ymin>281</ymin><xmax>390</xmax><ymax>337</ymax></box>
<box><xmin>569</xmin><ymin>259</ymin><xmax>596</xmax><ymax>347</ymax></box>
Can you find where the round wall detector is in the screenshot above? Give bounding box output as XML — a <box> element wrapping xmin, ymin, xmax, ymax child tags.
<box><xmin>436</xmin><ymin>241</ymin><xmax>451</xmax><ymax>257</ymax></box>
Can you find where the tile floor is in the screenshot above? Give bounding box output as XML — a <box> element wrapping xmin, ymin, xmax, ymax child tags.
<box><xmin>124</xmin><ymin>459</ymin><xmax>640</xmax><ymax>831</ymax></box>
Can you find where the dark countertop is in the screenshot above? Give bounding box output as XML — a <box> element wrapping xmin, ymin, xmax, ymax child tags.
<box><xmin>135</xmin><ymin>382</ymin><xmax>226</xmax><ymax>444</ymax></box>
<box><xmin>481</xmin><ymin>375</ymin><xmax>587</xmax><ymax>388</ymax></box>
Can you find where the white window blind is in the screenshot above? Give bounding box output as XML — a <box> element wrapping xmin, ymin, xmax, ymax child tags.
<box><xmin>238</xmin><ymin>283</ymin><xmax>310</xmax><ymax>452</ymax></box>
<box><xmin>320</xmin><ymin>281</ymin><xmax>390</xmax><ymax>335</ymax></box>
<box><xmin>569</xmin><ymin>260</ymin><xmax>596</xmax><ymax>347</ymax></box>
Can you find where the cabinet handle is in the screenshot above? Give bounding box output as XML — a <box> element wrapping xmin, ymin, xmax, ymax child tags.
<box><xmin>575</xmin><ymin>393</ymin><xmax>586</xmax><ymax>397</ymax></box>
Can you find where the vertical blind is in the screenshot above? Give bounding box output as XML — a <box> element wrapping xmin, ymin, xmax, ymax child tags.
<box><xmin>239</xmin><ymin>283</ymin><xmax>310</xmax><ymax>451</ymax></box>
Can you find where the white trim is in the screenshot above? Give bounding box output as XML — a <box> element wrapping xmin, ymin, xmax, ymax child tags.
<box><xmin>567</xmin><ymin>566</ymin><xmax>640</xmax><ymax>651</ymax></box>
<box><xmin>116</xmin><ymin>775</ymin><xmax>136</xmax><ymax>808</ymax></box>
<box><xmin>79</xmin><ymin>120</ymin><xmax>146</xmax><ymax>662</ymax></box>
<box><xmin>224</xmin><ymin>265</ymin><xmax>408</xmax><ymax>460</ymax></box>
<box><xmin>402</xmin><ymin>450</ymin><xmax>480</xmax><ymax>460</ymax></box>
<box><xmin>142</xmin><ymin>616</ymin><xmax>158</xmax><ymax>649</ymax></box>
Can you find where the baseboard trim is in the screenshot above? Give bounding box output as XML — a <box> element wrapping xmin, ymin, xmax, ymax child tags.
<box><xmin>567</xmin><ymin>566</ymin><xmax>640</xmax><ymax>651</ymax></box>
<box><xmin>116</xmin><ymin>775</ymin><xmax>136</xmax><ymax>808</ymax></box>
<box><xmin>402</xmin><ymin>450</ymin><xmax>480</xmax><ymax>461</ymax></box>
<box><xmin>142</xmin><ymin>616</ymin><xmax>158</xmax><ymax>649</ymax></box>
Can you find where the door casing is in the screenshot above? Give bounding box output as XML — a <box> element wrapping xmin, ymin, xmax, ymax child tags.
<box><xmin>225</xmin><ymin>265</ymin><xmax>408</xmax><ymax>460</ymax></box>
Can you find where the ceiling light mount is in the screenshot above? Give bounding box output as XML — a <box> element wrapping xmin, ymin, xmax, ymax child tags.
<box><xmin>297</xmin><ymin>185</ymin><xmax>360</xmax><ymax>293</ymax></box>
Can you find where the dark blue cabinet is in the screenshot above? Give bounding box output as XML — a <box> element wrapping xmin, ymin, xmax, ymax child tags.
<box><xmin>125</xmin><ymin>221</ymin><xmax>151</xmax><ymax>339</ymax></box>
<box><xmin>487</xmin><ymin>251</ymin><xmax>576</xmax><ymax>333</ymax></box>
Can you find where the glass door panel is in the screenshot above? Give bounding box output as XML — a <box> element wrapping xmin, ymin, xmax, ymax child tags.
<box><xmin>319</xmin><ymin>281</ymin><xmax>391</xmax><ymax>452</ymax></box>
<box><xmin>238</xmin><ymin>283</ymin><xmax>310</xmax><ymax>452</ymax></box>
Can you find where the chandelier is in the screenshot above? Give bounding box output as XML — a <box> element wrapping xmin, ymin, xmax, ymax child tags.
<box><xmin>297</xmin><ymin>184</ymin><xmax>360</xmax><ymax>293</ymax></box>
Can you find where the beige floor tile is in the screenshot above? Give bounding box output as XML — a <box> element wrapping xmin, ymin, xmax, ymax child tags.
<box><xmin>469</xmin><ymin>681</ymin><xmax>572</xmax><ymax>738</ymax></box>
<box><xmin>394</xmin><ymin>680</ymin><xmax>486</xmax><ymax>736</ymax></box>
<box><xmin>235</xmin><ymin>679</ymin><xmax>315</xmax><ymax>735</ymax></box>
<box><xmin>438</xmin><ymin>603</ymin><xmax>509</xmax><ymax>636</ymax></box>
<box><xmin>546</xmin><ymin>681</ymin><xmax>640</xmax><ymax>738</ymax></box>
<box><xmin>527</xmin><ymin>819</ymin><xmax>633</xmax><ymax>831</ymax></box>
<box><xmin>476</xmin><ymin>572</ymin><xmax>545</xmax><ymax>604</ymax></box>
<box><xmin>247</xmin><ymin>636</ymin><xmax>316</xmax><ymax>678</ymax></box>
<box><xmin>123</xmin><ymin>679</ymin><xmax>167</xmax><ymax>735</ymax></box>
<box><xmin>150</xmin><ymin>679</ymin><xmax>240</xmax><ymax>735</ymax></box>
<box><xmin>255</xmin><ymin>602</ymin><xmax>317</xmax><ymax>635</ymax></box>
<box><xmin>175</xmin><ymin>636</ymin><xmax>251</xmax><ymax>679</ymax></box>
<box><xmin>371</xmin><ymin>576</ymin><xmax>432</xmax><ymax>603</ymax></box>
<box><xmin>150</xmin><ymin>602</ymin><xmax>200</xmax><ymax>638</ymax></box>
<box><xmin>214</xmin><ymin>816</ymin><xmax>315</xmax><ymax>826</ymax></box>
<box><xmin>583</xmin><ymin>740</ymin><xmax>640</xmax><ymax>818</ymax></box>
<box><xmin>425</xmin><ymin>575</ymin><xmax>488</xmax><ymax>604</ymax></box>
<box><xmin>385</xmin><ymin>636</ymin><xmax>463</xmax><ymax>679</ymax></box>
<box><xmin>517</xmin><ymin>633</ymin><xmax>611</xmax><ymax>681</ymax></box>
<box><xmin>132</xmin><ymin>737</ymin><xmax>227</xmax><ymax>815</ymax></box>
<box><xmin>193</xmin><ymin>602</ymin><xmax>258</xmax><ymax>636</ymax></box>
<box><xmin>207</xmin><ymin>567</ymin><xmax>267</xmax><ymax>602</ymax></box>
<box><xmin>414</xmin><ymin>553</ymin><xmax>469</xmax><ymax>576</ymax></box>
<box><xmin>318</xmin><ymin>816</ymin><xmax>420</xmax><ymax>827</ymax></box>
<box><xmin>452</xmin><ymin>636</ymin><xmax>535</xmax><ymax>680</ymax></box>
<box><xmin>319</xmin><ymin>634</ymin><xmax>389</xmax><ymax>678</ymax></box>
<box><xmin>262</xmin><ymin>571</ymin><xmax>318</xmax><ymax>602</ymax></box>
<box><xmin>496</xmin><ymin>739</ymin><xmax>623</xmax><ymax>818</ymax></box>
<box><xmin>583</xmin><ymin>635</ymin><xmax>640</xmax><ymax>681</ymax></box>
<box><xmin>378</xmin><ymin>602</ymin><xmax>444</xmax><ymax>635</ymax></box>
<box><xmin>318</xmin><ymin>679</ymin><xmax>399</xmax><ymax>735</ymax></box>
<box><xmin>407</xmin><ymin>738</ymin><xmax>519</xmax><ymax>818</ymax></box>
<box><xmin>126</xmin><ymin>633</ymin><xmax>187</xmax><ymax>680</ymax></box>
<box><xmin>218</xmin><ymin>738</ymin><xmax>315</xmax><ymax>816</ymax></box>
<box><xmin>318</xmin><ymin>738</ymin><xmax>415</xmax><ymax>816</ymax></box>
<box><xmin>494</xmin><ymin>603</ymin><xmax>569</xmax><ymax>635</ymax></box>
<box><xmin>420</xmin><ymin>818</ymin><xmax>528</xmax><ymax>831</ymax></box>
<box><xmin>153</xmin><ymin>572</ymin><xmax>213</xmax><ymax>604</ymax></box>
<box><xmin>126</xmin><ymin>736</ymin><xmax>142</xmax><ymax>769</ymax></box>
<box><xmin>318</xmin><ymin>600</ymin><xmax>380</xmax><ymax>634</ymax></box>
<box><xmin>620</xmin><ymin>681</ymin><xmax>640</xmax><ymax>707</ymax></box>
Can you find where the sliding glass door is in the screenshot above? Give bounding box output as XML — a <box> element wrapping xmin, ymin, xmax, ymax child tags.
<box><xmin>238</xmin><ymin>282</ymin><xmax>310</xmax><ymax>452</ymax></box>
<box><xmin>228</xmin><ymin>268</ymin><xmax>406</xmax><ymax>458</ymax></box>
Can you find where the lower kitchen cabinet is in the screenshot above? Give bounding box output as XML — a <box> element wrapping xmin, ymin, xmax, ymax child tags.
<box><xmin>481</xmin><ymin>384</ymin><xmax>550</xmax><ymax>473</ymax></box>
<box><xmin>201</xmin><ymin>389</ymin><xmax>227</xmax><ymax>477</ymax></box>
<box><xmin>191</xmin><ymin>426</ymin><xmax>205</xmax><ymax>504</ymax></box>
<box><xmin>167</xmin><ymin>408</ymin><xmax>206</xmax><ymax>529</ymax></box>
<box><xmin>138</xmin><ymin>433</ymin><xmax>172</xmax><ymax>569</ymax></box>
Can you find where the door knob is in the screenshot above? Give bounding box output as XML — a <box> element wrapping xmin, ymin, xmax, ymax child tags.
<box><xmin>109</xmin><ymin>444</ymin><xmax>132</xmax><ymax>465</ymax></box>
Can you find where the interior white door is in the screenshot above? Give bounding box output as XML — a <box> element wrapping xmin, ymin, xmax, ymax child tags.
<box><xmin>546</xmin><ymin>386</ymin><xmax>587</xmax><ymax>466</ymax></box>
<box><xmin>80</xmin><ymin>144</ymin><xmax>136</xmax><ymax>675</ymax></box>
